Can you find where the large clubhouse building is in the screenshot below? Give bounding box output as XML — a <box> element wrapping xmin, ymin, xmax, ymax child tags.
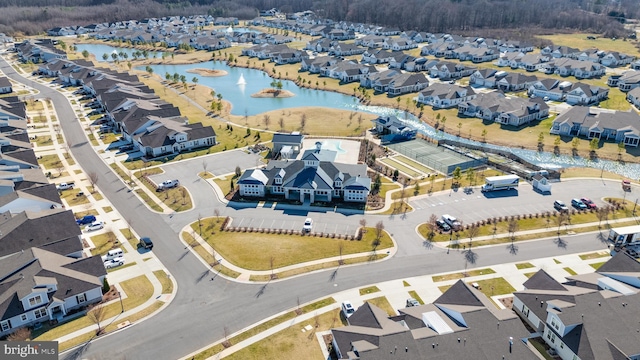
<box><xmin>238</xmin><ymin>141</ymin><xmax>371</xmax><ymax>204</ymax></box>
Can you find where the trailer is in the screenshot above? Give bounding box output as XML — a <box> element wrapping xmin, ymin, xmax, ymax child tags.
<box><xmin>481</xmin><ymin>175</ymin><xmax>519</xmax><ymax>192</ymax></box>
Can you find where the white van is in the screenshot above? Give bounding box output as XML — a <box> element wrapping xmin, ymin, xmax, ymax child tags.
<box><xmin>101</xmin><ymin>248</ymin><xmax>124</xmax><ymax>261</ymax></box>
<box><xmin>442</xmin><ymin>214</ymin><xmax>461</xmax><ymax>230</ymax></box>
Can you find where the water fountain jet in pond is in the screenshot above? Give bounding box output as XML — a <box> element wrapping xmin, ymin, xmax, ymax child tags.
<box><xmin>237</xmin><ymin>74</ymin><xmax>247</xmax><ymax>85</ymax></box>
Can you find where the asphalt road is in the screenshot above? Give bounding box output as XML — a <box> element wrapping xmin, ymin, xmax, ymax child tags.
<box><xmin>0</xmin><ymin>57</ymin><xmax>617</xmax><ymax>360</ymax></box>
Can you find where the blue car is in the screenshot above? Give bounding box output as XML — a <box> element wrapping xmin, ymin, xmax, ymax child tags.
<box><xmin>76</xmin><ymin>215</ymin><xmax>96</xmax><ymax>225</ymax></box>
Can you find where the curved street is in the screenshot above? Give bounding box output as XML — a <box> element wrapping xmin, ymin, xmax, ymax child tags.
<box><xmin>0</xmin><ymin>56</ymin><xmax>621</xmax><ymax>360</ymax></box>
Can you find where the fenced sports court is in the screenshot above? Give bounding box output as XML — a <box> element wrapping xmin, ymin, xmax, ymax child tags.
<box><xmin>387</xmin><ymin>139</ymin><xmax>485</xmax><ymax>175</ymax></box>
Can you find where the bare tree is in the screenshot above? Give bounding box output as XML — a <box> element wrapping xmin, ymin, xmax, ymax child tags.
<box><xmin>214</xmin><ymin>208</ymin><xmax>221</xmax><ymax>222</ymax></box>
<box><xmin>197</xmin><ymin>213</ymin><xmax>203</xmax><ymax>235</ymax></box>
<box><xmin>87</xmin><ymin>303</ymin><xmax>107</xmax><ymax>335</ymax></box>
<box><xmin>373</xmin><ymin>221</ymin><xmax>385</xmax><ymax>248</ymax></box>
<box><xmin>279</xmin><ymin>117</ymin><xmax>285</xmax><ymax>131</ymax></box>
<box><xmin>262</xmin><ymin>114</ymin><xmax>271</xmax><ymax>129</ymax></box>
<box><xmin>235</xmin><ymin>165</ymin><xmax>242</xmax><ymax>179</ymax></box>
<box><xmin>466</xmin><ymin>224</ymin><xmax>480</xmax><ymax>246</ymax></box>
<box><xmin>507</xmin><ymin>217</ymin><xmax>519</xmax><ymax>243</ymax></box>
<box><xmin>201</xmin><ymin>160</ymin><xmax>208</xmax><ymax>177</ymax></box>
<box><xmin>596</xmin><ymin>207</ymin><xmax>609</xmax><ymax>228</ymax></box>
<box><xmin>338</xmin><ymin>242</ymin><xmax>344</xmax><ymax>265</ymax></box>
<box><xmin>555</xmin><ymin>213</ymin><xmax>569</xmax><ymax>236</ymax></box>
<box><xmin>359</xmin><ymin>218</ymin><xmax>367</xmax><ymax>233</ymax></box>
<box><xmin>180</xmin><ymin>187</ymin><xmax>187</xmax><ymax>205</ymax></box>
<box><xmin>300</xmin><ymin>113</ymin><xmax>307</xmax><ymax>130</ymax></box>
<box><xmin>427</xmin><ymin>214</ymin><xmax>438</xmax><ymax>241</ymax></box>
<box><xmin>88</xmin><ymin>171</ymin><xmax>99</xmax><ymax>193</ymax></box>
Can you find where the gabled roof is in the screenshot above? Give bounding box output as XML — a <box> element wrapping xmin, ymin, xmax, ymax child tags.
<box><xmin>523</xmin><ymin>269</ymin><xmax>566</xmax><ymax>290</ymax></box>
<box><xmin>434</xmin><ymin>280</ymin><xmax>483</xmax><ymax>307</ymax></box>
<box><xmin>597</xmin><ymin>251</ymin><xmax>640</xmax><ymax>274</ymax></box>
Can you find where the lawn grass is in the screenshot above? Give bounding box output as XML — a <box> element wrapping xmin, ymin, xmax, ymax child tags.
<box><xmin>74</xmin><ymin>209</ymin><xmax>99</xmax><ymax>218</ymax></box>
<box><xmin>563</xmin><ymin>267</ymin><xmax>578</xmax><ymax>275</ymax></box>
<box><xmin>148</xmin><ymin>184</ymin><xmax>193</xmax><ymax>212</ymax></box>
<box><xmin>432</xmin><ymin>268</ymin><xmax>496</xmax><ymax>282</ymax></box>
<box><xmin>60</xmin><ymin>189</ymin><xmax>90</xmax><ymax>206</ymax></box>
<box><xmin>365</xmin><ymin>296</ymin><xmax>396</xmax><ymax>316</ymax></box>
<box><xmin>38</xmin><ymin>154</ymin><xmax>63</xmax><ymax>170</ymax></box>
<box><xmin>359</xmin><ymin>286</ymin><xmax>381</xmax><ymax>296</ymax></box>
<box><xmin>391</xmin><ymin>169</ymin><xmax>503</xmax><ymax>199</ymax></box>
<box><xmin>213</xmin><ymin>175</ymin><xmax>234</xmax><ymax>195</ymax></box>
<box><xmin>89</xmin><ymin>232</ymin><xmax>119</xmax><ymax>256</ymax></box>
<box><xmin>590</xmin><ymin>262</ymin><xmax>606</xmax><ymax>270</ymax></box>
<box><xmin>119</xmin><ymin>228</ymin><xmax>138</xmax><ymax>249</ymax></box>
<box><xmin>192</xmin><ymin>298</ymin><xmax>336</xmax><ymax>360</ymax></box>
<box><xmin>535</xmin><ymin>33</ymin><xmax>640</xmax><ymax>56</ymax></box>
<box><xmin>34</xmin><ymin>135</ymin><xmax>53</xmax><ymax>146</ymax></box>
<box><xmin>134</xmin><ymin>167</ymin><xmax>164</xmax><ymax>178</ymax></box>
<box><xmin>524</xmin><ymin>272</ymin><xmax>537</xmax><ymax>278</ymax></box>
<box><xmin>109</xmin><ymin>163</ymin><xmax>130</xmax><ymax>182</ymax></box>
<box><xmin>153</xmin><ymin>270</ymin><xmax>174</xmax><ymax>294</ymax></box>
<box><xmin>469</xmin><ymin>277</ymin><xmax>516</xmax><ymax>298</ymax></box>
<box><xmin>403</xmin><ymin>280</ymin><xmax>411</xmax><ymax>287</ymax></box>
<box><xmin>134</xmin><ymin>189</ymin><xmax>163</xmax><ymax>212</ymax></box>
<box><xmin>87</xmin><ymin>133</ymin><xmax>99</xmax><ymax>146</ymax></box>
<box><xmin>92</xmin><ymin>192</ymin><xmax>104</xmax><ymax>201</ymax></box>
<box><xmin>183</xmin><ymin>231</ymin><xmax>242</xmax><ymax>278</ymax></box>
<box><xmin>408</xmin><ymin>290</ymin><xmax>424</xmax><ymax>305</ymax></box>
<box><xmin>35</xmin><ymin>275</ymin><xmax>153</xmax><ymax>342</ymax></box>
<box><xmin>199</xmin><ymin>171</ymin><xmax>214</xmax><ymax>179</ymax></box>
<box><xmin>515</xmin><ymin>262</ymin><xmax>535</xmax><ymax>270</ymax></box>
<box><xmin>222</xmin><ymin>310</ymin><xmax>341</xmax><ymax>360</ymax></box>
<box><xmin>438</xmin><ymin>285</ymin><xmax>452</xmax><ymax>293</ymax></box>
<box><xmin>249</xmin><ymin>254</ymin><xmax>388</xmax><ymax>281</ymax></box>
<box><xmin>579</xmin><ymin>251</ymin><xmax>610</xmax><ymax>260</ymax></box>
<box><xmin>194</xmin><ymin>218</ymin><xmax>393</xmax><ymax>271</ymax></box>
<box><xmin>377</xmin><ymin>201</ymin><xmax>413</xmax><ymax>215</ymax></box>
<box><xmin>103</xmin><ymin>206</ymin><xmax>113</xmax><ymax>213</ymax></box>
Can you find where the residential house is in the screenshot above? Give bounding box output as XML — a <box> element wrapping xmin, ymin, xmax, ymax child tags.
<box><xmin>300</xmin><ymin>56</ymin><xmax>339</xmax><ymax>73</ymax></box>
<box><xmin>600</xmin><ymin>51</ymin><xmax>635</xmax><ymax>67</ymax></box>
<box><xmin>330</xmin><ymin>281</ymin><xmax>539</xmax><ymax>360</ymax></box>
<box><xmin>528</xmin><ymin>79</ymin><xmax>572</xmax><ymax>101</ymax></box>
<box><xmin>498</xmin><ymin>40</ymin><xmax>533</xmax><ymax>53</ymax></box>
<box><xmin>15</xmin><ymin>39</ymin><xmax>66</xmax><ymax>63</ymax></box>
<box><xmin>371</xmin><ymin>115</ymin><xmax>417</xmax><ymax>142</ymax></box>
<box><xmin>429</xmin><ymin>61</ymin><xmax>476</xmax><ymax>80</ymax></box>
<box><xmin>541</xmin><ymin>45</ymin><xmax>581</xmax><ymax>59</ymax></box>
<box><xmin>360</xmin><ymin>49</ymin><xmax>395</xmax><ymax>64</ymax></box>
<box><xmin>550</xmin><ymin>106</ymin><xmax>640</xmax><ymax>147</ymax></box>
<box><xmin>632</xmin><ymin>60</ymin><xmax>640</xmax><ymax>70</ymax></box>
<box><xmin>273</xmin><ymin>50</ymin><xmax>304</xmax><ymax>65</ymax></box>
<box><xmin>564</xmin><ymin>82</ymin><xmax>609</xmax><ymax>105</ymax></box>
<box><xmin>513</xmin><ymin>253</ymin><xmax>640</xmax><ymax>360</ymax></box>
<box><xmin>417</xmin><ymin>83</ymin><xmax>477</xmax><ymax>109</ymax></box>
<box><xmin>449</xmin><ymin>45</ymin><xmax>498</xmax><ymax>63</ymax></box>
<box><xmin>238</xmin><ymin>144</ymin><xmax>370</xmax><ymax>203</ymax></box>
<box><xmin>495</xmin><ymin>72</ymin><xmax>538</xmax><ymax>92</ymax></box>
<box><xmin>321</xmin><ymin>60</ymin><xmax>377</xmax><ymax>83</ymax></box>
<box><xmin>469</xmin><ymin>69</ymin><xmax>500</xmax><ymax>88</ymax></box>
<box><xmin>305</xmin><ymin>38</ymin><xmax>334</xmax><ymax>53</ymax></box>
<box><xmin>387</xmin><ymin>73</ymin><xmax>429</xmax><ymax>96</ymax></box>
<box><xmin>627</xmin><ymin>87</ymin><xmax>640</xmax><ymax>110</ymax></box>
<box><xmin>0</xmin><ymin>97</ymin><xmax>26</xmax><ymax>121</ymax></box>
<box><xmin>543</xmin><ymin>58</ymin><xmax>605</xmax><ymax>79</ymax></box>
<box><xmin>458</xmin><ymin>92</ymin><xmax>549</xmax><ymax>127</ymax></box>
<box><xmin>404</xmin><ymin>57</ymin><xmax>438</xmax><ymax>72</ymax></box>
<box><xmin>0</xmin><ymin>247</ymin><xmax>106</xmax><ymax>337</ymax></box>
<box><xmin>360</xmin><ymin>69</ymin><xmax>402</xmax><ymax>91</ymax></box>
<box><xmin>328</xmin><ymin>42</ymin><xmax>365</xmax><ymax>57</ymax></box>
<box><xmin>0</xmin><ymin>77</ymin><xmax>12</xmax><ymax>94</ymax></box>
<box><xmin>608</xmin><ymin>70</ymin><xmax>640</xmax><ymax>92</ymax></box>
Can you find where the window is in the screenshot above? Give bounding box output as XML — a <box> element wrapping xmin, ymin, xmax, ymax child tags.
<box><xmin>34</xmin><ymin>308</ymin><xmax>47</xmax><ymax>319</ymax></box>
<box><xmin>20</xmin><ymin>314</ymin><xmax>27</xmax><ymax>322</ymax></box>
<box><xmin>1</xmin><ymin>320</ymin><xmax>10</xmax><ymax>331</ymax></box>
<box><xmin>28</xmin><ymin>295</ymin><xmax>43</xmax><ymax>307</ymax></box>
<box><xmin>77</xmin><ymin>294</ymin><xmax>86</xmax><ymax>303</ymax></box>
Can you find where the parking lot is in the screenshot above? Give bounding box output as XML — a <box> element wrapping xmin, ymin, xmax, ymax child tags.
<box><xmin>408</xmin><ymin>183</ymin><xmax>609</xmax><ymax>225</ymax></box>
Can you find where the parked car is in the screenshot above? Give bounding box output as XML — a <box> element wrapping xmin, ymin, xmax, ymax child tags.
<box><xmin>406</xmin><ymin>298</ymin><xmax>420</xmax><ymax>307</ymax></box>
<box><xmin>341</xmin><ymin>301</ymin><xmax>355</xmax><ymax>318</ymax></box>
<box><xmin>139</xmin><ymin>237</ymin><xmax>154</xmax><ymax>250</ymax></box>
<box><xmin>76</xmin><ymin>215</ymin><xmax>96</xmax><ymax>225</ymax></box>
<box><xmin>580</xmin><ymin>198</ymin><xmax>597</xmax><ymax>209</ymax></box>
<box><xmin>118</xmin><ymin>145</ymin><xmax>134</xmax><ymax>152</ymax></box>
<box><xmin>101</xmin><ymin>248</ymin><xmax>124</xmax><ymax>261</ymax></box>
<box><xmin>86</xmin><ymin>221</ymin><xmax>105</xmax><ymax>232</ymax></box>
<box><xmin>623</xmin><ymin>179</ymin><xmax>631</xmax><ymax>191</ymax></box>
<box><xmin>436</xmin><ymin>219</ymin><xmax>451</xmax><ymax>232</ymax></box>
<box><xmin>303</xmin><ymin>218</ymin><xmax>313</xmax><ymax>232</ymax></box>
<box><xmin>161</xmin><ymin>179</ymin><xmax>180</xmax><ymax>188</ymax></box>
<box><xmin>553</xmin><ymin>200</ymin><xmax>568</xmax><ymax>212</ymax></box>
<box><xmin>626</xmin><ymin>248</ymin><xmax>639</xmax><ymax>258</ymax></box>
<box><xmin>441</xmin><ymin>214</ymin><xmax>461</xmax><ymax>230</ymax></box>
<box><xmin>571</xmin><ymin>198</ymin><xmax>587</xmax><ymax>210</ymax></box>
<box><xmin>103</xmin><ymin>256</ymin><xmax>125</xmax><ymax>269</ymax></box>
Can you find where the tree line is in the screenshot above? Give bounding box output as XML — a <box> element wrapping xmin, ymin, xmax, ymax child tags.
<box><xmin>0</xmin><ymin>0</ymin><xmax>634</xmax><ymax>38</ymax></box>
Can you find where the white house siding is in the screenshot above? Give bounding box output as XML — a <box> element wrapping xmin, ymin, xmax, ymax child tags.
<box><xmin>344</xmin><ymin>189</ymin><xmax>367</xmax><ymax>202</ymax></box>
<box><xmin>239</xmin><ymin>184</ymin><xmax>265</xmax><ymax>197</ymax></box>
<box><xmin>62</xmin><ymin>287</ymin><xmax>103</xmax><ymax>311</ymax></box>
<box><xmin>0</xmin><ymin>198</ymin><xmax>58</xmax><ymax>214</ymax></box>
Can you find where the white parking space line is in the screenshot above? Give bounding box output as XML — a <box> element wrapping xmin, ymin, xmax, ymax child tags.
<box><xmin>258</xmin><ymin>219</ymin><xmax>265</xmax><ymax>228</ymax></box>
<box><xmin>237</xmin><ymin>218</ymin><xmax>246</xmax><ymax>227</ymax></box>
